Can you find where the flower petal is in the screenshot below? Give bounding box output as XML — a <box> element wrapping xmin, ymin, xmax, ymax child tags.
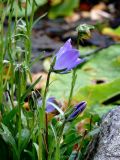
<box><xmin>53</xmin><ymin>39</ymin><xmax>84</xmax><ymax>73</ymax></box>
<box><xmin>56</xmin><ymin>39</ymin><xmax>72</xmax><ymax>59</ymax></box>
<box><xmin>38</xmin><ymin>97</ymin><xmax>57</xmax><ymax>113</ymax></box>
<box><xmin>46</xmin><ymin>97</ymin><xmax>56</xmax><ymax>113</ymax></box>
<box><xmin>54</xmin><ymin>49</ymin><xmax>80</xmax><ymax>70</ymax></box>
<box><xmin>67</xmin><ymin>101</ymin><xmax>86</xmax><ymax>121</ymax></box>
<box><xmin>66</xmin><ymin>58</ymin><xmax>85</xmax><ymax>71</ymax></box>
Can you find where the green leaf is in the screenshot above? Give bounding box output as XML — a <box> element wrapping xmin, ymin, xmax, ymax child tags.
<box><xmin>91</xmin><ymin>104</ymin><xmax>117</xmax><ymax>118</ymax></box>
<box><xmin>3</xmin><ymin>107</ymin><xmax>18</xmax><ymax>125</ymax></box>
<box><xmin>74</xmin><ymin>78</ymin><xmax>120</xmax><ymax>107</ymax></box>
<box><xmin>0</xmin><ymin>123</ymin><xmax>18</xmax><ymax>157</ymax></box>
<box><xmin>33</xmin><ymin>143</ymin><xmax>39</xmax><ymax>159</ymax></box>
<box><xmin>19</xmin><ymin>128</ymin><xmax>30</xmax><ymax>154</ymax></box>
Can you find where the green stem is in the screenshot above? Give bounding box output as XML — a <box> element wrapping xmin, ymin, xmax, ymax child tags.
<box><xmin>38</xmin><ymin>69</ymin><xmax>51</xmax><ymax>160</ymax></box>
<box><xmin>25</xmin><ymin>0</ymin><xmax>35</xmax><ymax>65</ymax></box>
<box><xmin>6</xmin><ymin>0</ymin><xmax>15</xmax><ymax>101</ymax></box>
<box><xmin>0</xmin><ymin>1</ymin><xmax>6</xmax><ymax>106</ymax></box>
<box><xmin>38</xmin><ymin>131</ymin><xmax>43</xmax><ymax>160</ymax></box>
<box><xmin>55</xmin><ymin>144</ymin><xmax>60</xmax><ymax>160</ymax></box>
<box><xmin>42</xmin><ymin>70</ymin><xmax>51</xmax><ymax>109</ymax></box>
<box><xmin>68</xmin><ymin>70</ymin><xmax>77</xmax><ymax>107</ymax></box>
<box><xmin>55</xmin><ymin>121</ymin><xmax>66</xmax><ymax>160</ymax></box>
<box><xmin>17</xmin><ymin>71</ymin><xmax>22</xmax><ymax>160</ymax></box>
<box><xmin>67</xmin><ymin>31</ymin><xmax>80</xmax><ymax>108</ymax></box>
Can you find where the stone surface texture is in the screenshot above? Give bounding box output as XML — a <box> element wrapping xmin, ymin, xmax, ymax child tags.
<box><xmin>93</xmin><ymin>106</ymin><xmax>120</xmax><ymax>160</ymax></box>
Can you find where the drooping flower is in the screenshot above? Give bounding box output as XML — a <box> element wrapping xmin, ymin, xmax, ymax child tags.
<box><xmin>46</xmin><ymin>97</ymin><xmax>61</xmax><ymax>113</ymax></box>
<box><xmin>53</xmin><ymin>39</ymin><xmax>84</xmax><ymax>73</ymax></box>
<box><xmin>38</xmin><ymin>97</ymin><xmax>61</xmax><ymax>113</ymax></box>
<box><xmin>66</xmin><ymin>101</ymin><xmax>86</xmax><ymax>122</ymax></box>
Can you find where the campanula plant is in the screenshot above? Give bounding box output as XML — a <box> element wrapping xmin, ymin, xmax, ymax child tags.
<box><xmin>0</xmin><ymin>1</ymin><xmax>96</xmax><ymax>160</ymax></box>
<box><xmin>37</xmin><ymin>23</ymin><xmax>95</xmax><ymax>159</ymax></box>
<box><xmin>38</xmin><ymin>37</ymin><xmax>85</xmax><ymax>159</ymax></box>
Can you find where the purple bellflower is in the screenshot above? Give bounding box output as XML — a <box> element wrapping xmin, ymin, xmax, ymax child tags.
<box><xmin>66</xmin><ymin>101</ymin><xmax>86</xmax><ymax>122</ymax></box>
<box><xmin>53</xmin><ymin>39</ymin><xmax>84</xmax><ymax>73</ymax></box>
<box><xmin>38</xmin><ymin>97</ymin><xmax>61</xmax><ymax>113</ymax></box>
<box><xmin>46</xmin><ymin>97</ymin><xmax>60</xmax><ymax>113</ymax></box>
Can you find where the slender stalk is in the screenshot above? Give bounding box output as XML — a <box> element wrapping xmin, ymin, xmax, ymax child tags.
<box><xmin>38</xmin><ymin>69</ymin><xmax>52</xmax><ymax>160</ymax></box>
<box><xmin>54</xmin><ymin>121</ymin><xmax>66</xmax><ymax>160</ymax></box>
<box><xmin>45</xmin><ymin>114</ymin><xmax>48</xmax><ymax>154</ymax></box>
<box><xmin>32</xmin><ymin>112</ymin><xmax>36</xmax><ymax>160</ymax></box>
<box><xmin>68</xmin><ymin>70</ymin><xmax>77</xmax><ymax>107</ymax></box>
<box><xmin>67</xmin><ymin>32</ymin><xmax>80</xmax><ymax>108</ymax></box>
<box><xmin>25</xmin><ymin>0</ymin><xmax>35</xmax><ymax>65</ymax></box>
<box><xmin>43</xmin><ymin>70</ymin><xmax>51</xmax><ymax>159</ymax></box>
<box><xmin>42</xmin><ymin>70</ymin><xmax>51</xmax><ymax>109</ymax></box>
<box><xmin>0</xmin><ymin>1</ymin><xmax>5</xmax><ymax>106</ymax></box>
<box><xmin>6</xmin><ymin>0</ymin><xmax>15</xmax><ymax>102</ymax></box>
<box><xmin>38</xmin><ymin>131</ymin><xmax>43</xmax><ymax>160</ymax></box>
<box><xmin>17</xmin><ymin>69</ymin><xmax>22</xmax><ymax>160</ymax></box>
<box><xmin>55</xmin><ymin>145</ymin><xmax>60</xmax><ymax>160</ymax></box>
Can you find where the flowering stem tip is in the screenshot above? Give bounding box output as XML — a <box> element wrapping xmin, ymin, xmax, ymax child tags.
<box><xmin>53</xmin><ymin>39</ymin><xmax>84</xmax><ymax>73</ymax></box>
<box><xmin>67</xmin><ymin>101</ymin><xmax>87</xmax><ymax>122</ymax></box>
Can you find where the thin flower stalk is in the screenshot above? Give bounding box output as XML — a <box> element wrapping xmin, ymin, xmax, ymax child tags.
<box><xmin>68</xmin><ymin>35</ymin><xmax>80</xmax><ymax>108</ymax></box>
<box><xmin>39</xmin><ymin>68</ymin><xmax>52</xmax><ymax>160</ymax></box>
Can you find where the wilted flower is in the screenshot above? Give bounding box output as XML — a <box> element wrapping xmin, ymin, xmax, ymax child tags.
<box><xmin>53</xmin><ymin>39</ymin><xmax>84</xmax><ymax>73</ymax></box>
<box><xmin>66</xmin><ymin>101</ymin><xmax>86</xmax><ymax>122</ymax></box>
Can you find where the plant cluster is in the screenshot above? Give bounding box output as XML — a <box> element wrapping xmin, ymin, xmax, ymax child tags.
<box><xmin>0</xmin><ymin>1</ymin><xmax>100</xmax><ymax>160</ymax></box>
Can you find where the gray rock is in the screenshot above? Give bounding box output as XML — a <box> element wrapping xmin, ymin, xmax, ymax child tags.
<box><xmin>93</xmin><ymin>106</ymin><xmax>120</xmax><ymax>160</ymax></box>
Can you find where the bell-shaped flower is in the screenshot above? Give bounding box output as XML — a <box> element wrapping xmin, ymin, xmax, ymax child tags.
<box><xmin>46</xmin><ymin>97</ymin><xmax>61</xmax><ymax>113</ymax></box>
<box><xmin>53</xmin><ymin>39</ymin><xmax>84</xmax><ymax>73</ymax></box>
<box><xmin>38</xmin><ymin>97</ymin><xmax>62</xmax><ymax>113</ymax></box>
<box><xmin>66</xmin><ymin>101</ymin><xmax>86</xmax><ymax>122</ymax></box>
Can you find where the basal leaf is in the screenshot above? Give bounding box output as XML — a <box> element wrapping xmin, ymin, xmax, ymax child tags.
<box><xmin>19</xmin><ymin>128</ymin><xmax>30</xmax><ymax>154</ymax></box>
<box><xmin>0</xmin><ymin>123</ymin><xmax>18</xmax><ymax>157</ymax></box>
